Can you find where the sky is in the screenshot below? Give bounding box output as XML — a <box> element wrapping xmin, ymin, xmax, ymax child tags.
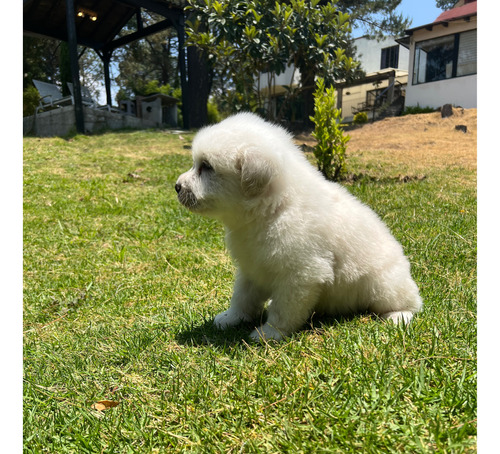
<box><xmin>396</xmin><ymin>0</ymin><xmax>444</xmax><ymax>29</ymax></box>
<box><xmin>352</xmin><ymin>0</ymin><xmax>444</xmax><ymax>37</ymax></box>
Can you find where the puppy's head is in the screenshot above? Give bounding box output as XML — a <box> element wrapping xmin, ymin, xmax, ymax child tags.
<box><xmin>175</xmin><ymin>113</ymin><xmax>284</xmax><ymax>221</ymax></box>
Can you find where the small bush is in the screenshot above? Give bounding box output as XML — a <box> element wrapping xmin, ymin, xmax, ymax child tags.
<box><xmin>309</xmin><ymin>78</ymin><xmax>349</xmax><ymax>181</ymax></box>
<box><xmin>353</xmin><ymin>111</ymin><xmax>368</xmax><ymax>125</ymax></box>
<box><xmin>207</xmin><ymin>101</ymin><xmax>222</xmax><ymax>124</ymax></box>
<box><xmin>23</xmin><ymin>85</ymin><xmax>40</xmax><ymax>117</ymax></box>
<box><xmin>401</xmin><ymin>105</ymin><xmax>436</xmax><ymax>116</ymax></box>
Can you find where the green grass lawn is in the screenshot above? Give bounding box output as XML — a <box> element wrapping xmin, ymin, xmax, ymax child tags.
<box><xmin>23</xmin><ymin>130</ymin><xmax>476</xmax><ymax>453</ymax></box>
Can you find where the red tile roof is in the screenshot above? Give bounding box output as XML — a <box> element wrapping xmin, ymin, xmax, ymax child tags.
<box><xmin>434</xmin><ymin>1</ymin><xmax>477</xmax><ymax>23</ymax></box>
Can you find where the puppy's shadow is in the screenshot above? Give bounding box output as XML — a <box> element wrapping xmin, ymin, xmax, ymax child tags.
<box><xmin>175</xmin><ymin>312</ymin><xmax>366</xmax><ymax>347</ymax></box>
<box><xmin>307</xmin><ymin>312</ymin><xmax>360</xmax><ymax>329</ymax></box>
<box><xmin>175</xmin><ymin>318</ymin><xmax>254</xmax><ymax>347</ymax></box>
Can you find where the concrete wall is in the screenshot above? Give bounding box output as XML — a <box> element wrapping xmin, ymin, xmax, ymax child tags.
<box><xmin>140</xmin><ymin>98</ymin><xmax>163</xmax><ymax>126</ymax></box>
<box><xmin>23</xmin><ymin>105</ymin><xmax>157</xmax><ymax>137</ymax></box>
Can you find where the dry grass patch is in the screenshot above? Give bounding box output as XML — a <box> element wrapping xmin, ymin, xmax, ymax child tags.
<box><xmin>348</xmin><ymin>108</ymin><xmax>476</xmax><ymax>172</ymax></box>
<box><xmin>297</xmin><ymin>108</ymin><xmax>476</xmax><ymax>185</ymax></box>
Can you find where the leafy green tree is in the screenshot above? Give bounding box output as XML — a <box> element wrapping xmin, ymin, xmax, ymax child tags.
<box><xmin>435</xmin><ymin>0</ymin><xmax>457</xmax><ymax>11</ymax></box>
<box><xmin>114</xmin><ymin>12</ymin><xmax>180</xmax><ymax>102</ymax></box>
<box><xmin>24</xmin><ymin>36</ymin><xmax>106</xmax><ymax>108</ymax></box>
<box><xmin>77</xmin><ymin>48</ymin><xmax>106</xmax><ymax>103</ymax></box>
<box><xmin>336</xmin><ymin>0</ymin><xmax>411</xmax><ymax>38</ymax></box>
<box><xmin>187</xmin><ymin>0</ymin><xmax>359</xmax><ymax>123</ymax></box>
<box><xmin>23</xmin><ymin>36</ymin><xmax>61</xmax><ymax>88</ymax></box>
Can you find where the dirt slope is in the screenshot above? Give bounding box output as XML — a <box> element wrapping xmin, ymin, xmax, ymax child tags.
<box><xmin>297</xmin><ymin>108</ymin><xmax>477</xmax><ymax>175</ymax></box>
<box><xmin>347</xmin><ymin>108</ymin><xmax>476</xmax><ymax>172</ymax></box>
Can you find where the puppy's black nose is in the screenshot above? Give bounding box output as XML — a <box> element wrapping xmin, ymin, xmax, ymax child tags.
<box><xmin>175</xmin><ymin>183</ymin><xmax>182</xmax><ymax>194</ymax></box>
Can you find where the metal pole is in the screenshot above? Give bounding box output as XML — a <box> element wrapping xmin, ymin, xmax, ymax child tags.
<box><xmin>65</xmin><ymin>0</ymin><xmax>85</xmax><ymax>133</ymax></box>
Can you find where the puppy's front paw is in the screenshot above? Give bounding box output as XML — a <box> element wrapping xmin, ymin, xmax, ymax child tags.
<box><xmin>249</xmin><ymin>323</ymin><xmax>285</xmax><ymax>342</ymax></box>
<box><xmin>213</xmin><ymin>309</ymin><xmax>252</xmax><ymax>330</ymax></box>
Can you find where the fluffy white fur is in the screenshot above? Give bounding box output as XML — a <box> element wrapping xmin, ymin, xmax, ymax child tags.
<box><xmin>175</xmin><ymin>113</ymin><xmax>422</xmax><ymax>341</ymax></box>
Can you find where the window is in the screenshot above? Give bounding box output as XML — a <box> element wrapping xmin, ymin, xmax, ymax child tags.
<box><xmin>457</xmin><ymin>30</ymin><xmax>477</xmax><ymax>76</ymax></box>
<box><xmin>380</xmin><ymin>45</ymin><xmax>399</xmax><ymax>69</ymax></box>
<box><xmin>413</xmin><ymin>29</ymin><xmax>477</xmax><ymax>84</ymax></box>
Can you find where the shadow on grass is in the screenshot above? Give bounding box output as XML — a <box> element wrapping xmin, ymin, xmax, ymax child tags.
<box><xmin>175</xmin><ymin>312</ymin><xmax>365</xmax><ymax>348</ymax></box>
<box><xmin>175</xmin><ymin>318</ymin><xmax>254</xmax><ymax>347</ymax></box>
<box><xmin>342</xmin><ymin>172</ymin><xmax>427</xmax><ymax>185</ymax></box>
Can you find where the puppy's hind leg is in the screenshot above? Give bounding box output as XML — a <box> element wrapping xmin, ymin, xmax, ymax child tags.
<box><xmin>373</xmin><ymin>273</ymin><xmax>422</xmax><ymax>326</ymax></box>
<box><xmin>380</xmin><ymin>310</ymin><xmax>414</xmax><ymax>325</ymax></box>
<box><xmin>214</xmin><ymin>271</ymin><xmax>268</xmax><ymax>330</ymax></box>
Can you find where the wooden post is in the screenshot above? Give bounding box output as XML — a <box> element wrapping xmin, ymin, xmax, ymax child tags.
<box><xmin>102</xmin><ymin>51</ymin><xmax>113</xmax><ymax>107</ymax></box>
<box><xmin>176</xmin><ymin>15</ymin><xmax>189</xmax><ymax>129</ymax></box>
<box><xmin>336</xmin><ymin>86</ymin><xmax>343</xmax><ymax>111</ymax></box>
<box><xmin>387</xmin><ymin>70</ymin><xmax>395</xmax><ymax>105</ymax></box>
<box><xmin>65</xmin><ymin>0</ymin><xmax>85</xmax><ymax>133</ymax></box>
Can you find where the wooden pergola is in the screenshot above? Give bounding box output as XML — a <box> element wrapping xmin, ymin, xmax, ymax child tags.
<box><xmin>23</xmin><ymin>0</ymin><xmax>191</xmax><ymax>131</ymax></box>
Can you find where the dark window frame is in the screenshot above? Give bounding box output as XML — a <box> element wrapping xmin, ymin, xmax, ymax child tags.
<box><xmin>412</xmin><ymin>29</ymin><xmax>477</xmax><ymax>85</ymax></box>
<box><xmin>380</xmin><ymin>45</ymin><xmax>400</xmax><ymax>70</ymax></box>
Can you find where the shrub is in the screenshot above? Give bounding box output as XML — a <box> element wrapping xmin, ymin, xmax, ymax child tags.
<box><xmin>143</xmin><ymin>80</ymin><xmax>173</xmax><ymax>96</ymax></box>
<box><xmin>353</xmin><ymin>111</ymin><xmax>369</xmax><ymax>125</ymax></box>
<box><xmin>207</xmin><ymin>101</ymin><xmax>222</xmax><ymax>124</ymax></box>
<box><xmin>309</xmin><ymin>78</ymin><xmax>349</xmax><ymax>181</ymax></box>
<box><xmin>23</xmin><ymin>85</ymin><xmax>40</xmax><ymax>117</ymax></box>
<box><xmin>401</xmin><ymin>105</ymin><xmax>436</xmax><ymax>116</ymax></box>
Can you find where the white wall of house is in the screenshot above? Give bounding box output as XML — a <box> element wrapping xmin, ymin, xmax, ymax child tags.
<box><xmin>354</xmin><ymin>36</ymin><xmax>409</xmax><ymax>73</ymax></box>
<box><xmin>256</xmin><ymin>64</ymin><xmax>301</xmax><ymax>96</ymax></box>
<box><xmin>405</xmin><ymin>74</ymin><xmax>476</xmax><ymax>108</ymax></box>
<box><xmin>405</xmin><ymin>16</ymin><xmax>477</xmax><ymax>108</ymax></box>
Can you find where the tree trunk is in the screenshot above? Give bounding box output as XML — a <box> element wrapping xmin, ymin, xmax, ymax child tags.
<box><xmin>59</xmin><ymin>42</ymin><xmax>72</xmax><ymax>97</ymax></box>
<box><xmin>300</xmin><ymin>67</ymin><xmax>315</xmax><ymax>129</ymax></box>
<box><xmin>187</xmin><ymin>45</ymin><xmax>210</xmax><ymax>128</ymax></box>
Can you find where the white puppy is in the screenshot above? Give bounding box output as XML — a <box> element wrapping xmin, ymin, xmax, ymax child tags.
<box><xmin>175</xmin><ymin>113</ymin><xmax>422</xmax><ymax>341</ymax></box>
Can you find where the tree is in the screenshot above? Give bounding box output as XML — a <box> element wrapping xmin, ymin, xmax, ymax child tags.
<box><xmin>78</xmin><ymin>48</ymin><xmax>106</xmax><ymax>103</ymax></box>
<box><xmin>336</xmin><ymin>0</ymin><xmax>411</xmax><ymax>39</ymax></box>
<box><xmin>114</xmin><ymin>15</ymin><xmax>180</xmax><ymax>101</ymax></box>
<box><xmin>24</xmin><ymin>36</ymin><xmax>106</xmax><ymax>104</ymax></box>
<box><xmin>187</xmin><ymin>0</ymin><xmax>359</xmax><ymax>124</ymax></box>
<box><xmin>435</xmin><ymin>0</ymin><xmax>457</xmax><ymax>11</ymax></box>
<box><xmin>187</xmin><ymin>45</ymin><xmax>210</xmax><ymax>128</ymax></box>
<box><xmin>23</xmin><ymin>36</ymin><xmax>61</xmax><ymax>88</ymax></box>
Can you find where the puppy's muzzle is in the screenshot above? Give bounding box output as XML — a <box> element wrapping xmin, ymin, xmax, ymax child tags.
<box><xmin>175</xmin><ymin>181</ymin><xmax>198</xmax><ymax>210</ymax></box>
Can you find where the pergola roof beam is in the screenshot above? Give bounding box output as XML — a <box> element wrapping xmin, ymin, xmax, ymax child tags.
<box><xmin>101</xmin><ymin>18</ymin><xmax>175</xmax><ymax>53</ymax></box>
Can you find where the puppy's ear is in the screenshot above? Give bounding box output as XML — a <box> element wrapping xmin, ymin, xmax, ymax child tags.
<box><xmin>236</xmin><ymin>150</ymin><xmax>277</xmax><ymax>197</ymax></box>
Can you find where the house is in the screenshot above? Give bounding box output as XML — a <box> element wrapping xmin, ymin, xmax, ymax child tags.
<box><xmin>336</xmin><ymin>36</ymin><xmax>410</xmax><ymax>122</ymax></box>
<box><xmin>255</xmin><ymin>65</ymin><xmax>302</xmax><ymax>121</ymax></box>
<box><xmin>398</xmin><ymin>0</ymin><xmax>477</xmax><ymax>109</ymax></box>
<box><xmin>256</xmin><ymin>35</ymin><xmax>409</xmax><ymax>123</ymax></box>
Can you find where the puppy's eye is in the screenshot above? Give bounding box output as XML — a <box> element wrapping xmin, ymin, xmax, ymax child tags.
<box><xmin>199</xmin><ymin>160</ymin><xmax>213</xmax><ymax>173</ymax></box>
